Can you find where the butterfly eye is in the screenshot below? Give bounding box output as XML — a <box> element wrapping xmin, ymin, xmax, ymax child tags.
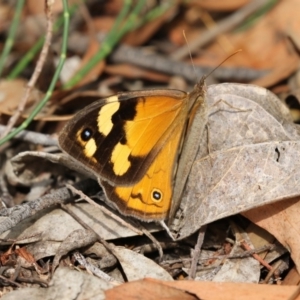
<box><xmin>152</xmin><ymin>189</ymin><xmax>162</xmax><ymax>202</ymax></box>
<box><xmin>81</xmin><ymin>128</ymin><xmax>93</xmax><ymax>141</ymax></box>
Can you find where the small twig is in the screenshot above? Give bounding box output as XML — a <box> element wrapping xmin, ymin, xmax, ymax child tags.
<box><xmin>189</xmin><ymin>225</ymin><xmax>207</xmax><ymax>279</ymax></box>
<box><xmin>65</xmin><ymin>184</ymin><xmax>143</xmax><ymax>236</ymax></box>
<box><xmin>0</xmin><ymin>158</ymin><xmax>13</xmax><ymax>207</ymax></box>
<box><xmin>60</xmin><ymin>203</ymin><xmax>116</xmax><ymax>254</ymax></box>
<box><xmin>1</xmin><ymin>0</ymin><xmax>54</xmax><ymax>139</ymax></box>
<box><xmin>10</xmin><ymin>262</ymin><xmax>22</xmax><ymax>282</ymax></box>
<box><xmin>202</xmin><ymin>244</ymin><xmax>275</xmax><ymax>261</ymax></box>
<box><xmin>160</xmin><ymin>244</ymin><xmax>276</xmax><ymax>267</ymax></box>
<box><xmin>0</xmin><ymin>0</ymin><xmax>69</xmax><ymax>147</ymax></box>
<box><xmin>140</xmin><ymin>228</ymin><xmax>163</xmax><ymax>261</ymax></box>
<box><xmin>15</xmin><ymin>276</ymin><xmax>48</xmax><ymax>287</ymax></box>
<box><xmin>110</xmin><ymin>44</ymin><xmax>267</xmax><ymax>83</ymax></box>
<box><xmin>0</xmin><ymin>179</ymin><xmax>99</xmax><ymax>235</ymax></box>
<box><xmin>135</xmin><ymin>242</ymin><xmax>183</xmax><ymax>255</ymax></box>
<box><xmin>0</xmin><ymin>124</ymin><xmax>58</xmax><ymax>146</ymax></box>
<box><xmin>262</xmin><ymin>259</ymin><xmax>282</xmax><ymax>284</ymax></box>
<box><xmin>0</xmin><ymin>274</ymin><xmax>22</xmax><ymax>287</ymax></box>
<box><xmin>0</xmin><ymin>233</ymin><xmax>43</xmax><ymax>246</ymax></box>
<box><xmin>240</xmin><ymin>240</ymin><xmax>273</xmax><ymax>271</ymax></box>
<box><xmin>7</xmin><ymin>3</ymin><xmax>80</xmax><ymax>80</ymax></box>
<box><xmin>171</xmin><ymin>0</ymin><xmax>272</xmax><ymax>60</ymax></box>
<box><xmin>74</xmin><ymin>252</ymin><xmax>120</xmax><ymax>285</ymax></box>
<box><xmin>60</xmin><ymin>202</ymin><xmax>129</xmax><ymax>282</ymax></box>
<box><xmin>66</xmin><ymin>31</ymin><xmax>267</xmax><ymax>82</ymax></box>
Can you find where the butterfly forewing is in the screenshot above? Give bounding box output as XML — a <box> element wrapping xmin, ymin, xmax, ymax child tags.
<box><xmin>58</xmin><ymin>90</ymin><xmax>189</xmax><ymax>186</ymax></box>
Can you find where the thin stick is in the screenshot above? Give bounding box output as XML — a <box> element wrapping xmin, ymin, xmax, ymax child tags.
<box><xmin>65</xmin><ymin>184</ymin><xmax>143</xmax><ymax>236</ymax></box>
<box><xmin>74</xmin><ymin>252</ymin><xmax>120</xmax><ymax>285</ymax></box>
<box><xmin>0</xmin><ymin>0</ymin><xmax>69</xmax><ymax>146</ymax></box>
<box><xmin>0</xmin><ymin>274</ymin><xmax>22</xmax><ymax>287</ymax></box>
<box><xmin>1</xmin><ymin>0</ymin><xmax>54</xmax><ymax>138</ymax></box>
<box><xmin>0</xmin><ymin>124</ymin><xmax>58</xmax><ymax>146</ymax></box>
<box><xmin>189</xmin><ymin>225</ymin><xmax>207</xmax><ymax>279</ymax></box>
<box><xmin>140</xmin><ymin>228</ymin><xmax>163</xmax><ymax>261</ymax></box>
<box><xmin>171</xmin><ymin>0</ymin><xmax>272</xmax><ymax>60</ymax></box>
<box><xmin>0</xmin><ymin>0</ymin><xmax>25</xmax><ymax>77</ymax></box>
<box><xmin>240</xmin><ymin>240</ymin><xmax>273</xmax><ymax>271</ymax></box>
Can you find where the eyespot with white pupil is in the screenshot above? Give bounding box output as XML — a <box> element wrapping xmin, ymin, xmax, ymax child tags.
<box><xmin>152</xmin><ymin>189</ymin><xmax>162</xmax><ymax>202</ymax></box>
<box><xmin>81</xmin><ymin>128</ymin><xmax>93</xmax><ymax>141</ymax></box>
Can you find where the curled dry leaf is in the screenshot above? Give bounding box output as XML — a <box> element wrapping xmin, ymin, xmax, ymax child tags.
<box><xmin>171</xmin><ymin>83</ymin><xmax>300</xmax><ymax>239</ymax></box>
<box><xmin>1</xmin><ymin>203</ymin><xmax>159</xmax><ymax>261</ymax></box>
<box><xmin>11</xmin><ymin>151</ymin><xmax>97</xmax><ymax>184</ymax></box>
<box><xmin>52</xmin><ymin>229</ymin><xmax>97</xmax><ymax>272</ymax></box>
<box><xmin>243</xmin><ymin>197</ymin><xmax>300</xmax><ymax>273</ymax></box>
<box><xmin>113</xmin><ymin>247</ymin><xmax>173</xmax><ymax>281</ymax></box>
<box><xmin>1</xmin><ymin>267</ymin><xmax>112</xmax><ymax>300</ymax></box>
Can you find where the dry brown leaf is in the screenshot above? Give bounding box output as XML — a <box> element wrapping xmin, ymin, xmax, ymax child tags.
<box><xmin>251</xmin><ymin>55</ymin><xmax>300</xmax><ymax>87</ymax></box>
<box><xmin>242</xmin><ymin>197</ymin><xmax>300</xmax><ymax>273</ymax></box>
<box><xmin>0</xmin><ymin>79</ymin><xmax>41</xmax><ymax>117</ymax></box>
<box><xmin>191</xmin><ymin>0</ymin><xmax>251</xmax><ymax>11</ymax></box>
<box><xmin>123</xmin><ymin>6</ymin><xmax>177</xmax><ymax>46</ymax></box>
<box><xmin>92</xmin><ymin>16</ymin><xmax>115</xmax><ymax>33</ymax></box>
<box><xmin>148</xmin><ymin>278</ymin><xmax>300</xmax><ymax>300</ymax></box>
<box><xmin>52</xmin><ymin>229</ymin><xmax>97</xmax><ymax>272</ymax></box>
<box><xmin>105</xmin><ymin>279</ymin><xmax>198</xmax><ymax>300</ymax></box>
<box><xmin>113</xmin><ymin>247</ymin><xmax>173</xmax><ymax>281</ymax></box>
<box><xmin>282</xmin><ymin>266</ymin><xmax>300</xmax><ymax>285</ymax></box>
<box><xmin>192</xmin><ymin>0</ymin><xmax>300</xmax><ymax>84</ymax></box>
<box><xmin>15</xmin><ymin>247</ymin><xmax>35</xmax><ymax>264</ymax></box>
<box><xmin>0</xmin><ymin>80</ymin><xmax>73</xmax><ymax>122</ymax></box>
<box><xmin>1</xmin><ymin>267</ymin><xmax>113</xmax><ymax>300</ymax></box>
<box><xmin>105</xmin><ymin>64</ymin><xmax>170</xmax><ymax>82</ymax></box>
<box><xmin>171</xmin><ymin>83</ymin><xmax>300</xmax><ymax>239</ymax></box>
<box><xmin>71</xmin><ymin>38</ymin><xmax>106</xmax><ymax>87</ymax></box>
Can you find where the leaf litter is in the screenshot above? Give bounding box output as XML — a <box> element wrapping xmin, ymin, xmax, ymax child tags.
<box><xmin>1</xmin><ymin>1</ymin><xmax>300</xmax><ymax>299</ymax></box>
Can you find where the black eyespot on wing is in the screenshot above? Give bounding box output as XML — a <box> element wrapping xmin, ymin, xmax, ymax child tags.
<box><xmin>81</xmin><ymin>128</ymin><xmax>93</xmax><ymax>141</ymax></box>
<box><xmin>152</xmin><ymin>190</ymin><xmax>162</xmax><ymax>201</ymax></box>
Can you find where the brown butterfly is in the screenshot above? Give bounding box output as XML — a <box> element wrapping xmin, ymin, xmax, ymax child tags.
<box><xmin>58</xmin><ymin>78</ymin><xmax>207</xmax><ymax>222</ymax></box>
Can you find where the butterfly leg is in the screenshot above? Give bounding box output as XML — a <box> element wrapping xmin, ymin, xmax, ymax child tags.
<box><xmin>205</xmin><ymin>123</ymin><xmax>214</xmax><ymax>168</ymax></box>
<box><xmin>209</xmin><ymin>98</ymin><xmax>252</xmax><ymax>115</ymax></box>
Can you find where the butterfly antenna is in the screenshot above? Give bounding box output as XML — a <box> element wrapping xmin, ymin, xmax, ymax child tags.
<box><xmin>183</xmin><ymin>30</ymin><xmax>242</xmax><ymax>81</ymax></box>
<box><xmin>183</xmin><ymin>31</ymin><xmax>198</xmax><ymax>82</ymax></box>
<box><xmin>206</xmin><ymin>49</ymin><xmax>242</xmax><ymax>79</ymax></box>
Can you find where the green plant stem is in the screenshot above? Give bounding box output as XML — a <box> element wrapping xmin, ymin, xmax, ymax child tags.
<box><xmin>63</xmin><ymin>0</ymin><xmax>148</xmax><ymax>89</ymax></box>
<box><xmin>7</xmin><ymin>2</ymin><xmax>79</xmax><ymax>80</ymax></box>
<box><xmin>0</xmin><ymin>0</ymin><xmax>25</xmax><ymax>77</ymax></box>
<box><xmin>0</xmin><ymin>0</ymin><xmax>70</xmax><ymax>146</ymax></box>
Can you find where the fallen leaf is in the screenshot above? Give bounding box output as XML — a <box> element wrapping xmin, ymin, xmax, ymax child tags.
<box><xmin>148</xmin><ymin>278</ymin><xmax>300</xmax><ymax>300</ymax></box>
<box><xmin>171</xmin><ymin>83</ymin><xmax>300</xmax><ymax>239</ymax></box>
<box><xmin>106</xmin><ymin>279</ymin><xmax>198</xmax><ymax>300</ymax></box>
<box><xmin>113</xmin><ymin>247</ymin><xmax>173</xmax><ymax>281</ymax></box>
<box><xmin>242</xmin><ymin>197</ymin><xmax>300</xmax><ymax>273</ymax></box>
<box><xmin>191</xmin><ymin>0</ymin><xmax>251</xmax><ymax>11</ymax></box>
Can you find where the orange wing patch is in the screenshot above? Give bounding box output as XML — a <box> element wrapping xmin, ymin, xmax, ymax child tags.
<box><xmin>101</xmin><ymin>126</ymin><xmax>183</xmax><ymax>221</ymax></box>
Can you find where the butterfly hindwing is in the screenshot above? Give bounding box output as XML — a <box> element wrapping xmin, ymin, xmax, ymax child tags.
<box><xmin>100</xmin><ymin>125</ymin><xmax>183</xmax><ymax>221</ymax></box>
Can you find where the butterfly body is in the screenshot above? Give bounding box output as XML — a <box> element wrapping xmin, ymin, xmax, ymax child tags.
<box><xmin>59</xmin><ymin>78</ymin><xmax>206</xmax><ymax>221</ymax></box>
